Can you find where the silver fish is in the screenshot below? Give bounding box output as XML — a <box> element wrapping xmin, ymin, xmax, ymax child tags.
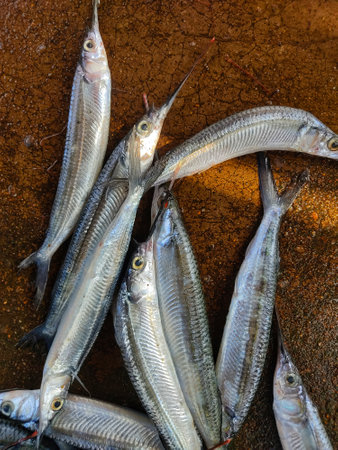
<box><xmin>273</xmin><ymin>318</ymin><xmax>333</xmax><ymax>450</ymax></box>
<box><xmin>152</xmin><ymin>188</ymin><xmax>222</xmax><ymax>448</ymax></box>
<box><xmin>0</xmin><ymin>389</ymin><xmax>164</xmax><ymax>449</ymax></box>
<box><xmin>146</xmin><ymin>106</ymin><xmax>337</xmax><ymax>187</ymax></box>
<box><xmin>37</xmin><ymin>120</ymin><xmax>166</xmax><ymax>443</ymax></box>
<box><xmin>114</xmin><ymin>237</ymin><xmax>202</xmax><ymax>450</ymax></box>
<box><xmin>0</xmin><ymin>418</ymin><xmax>44</xmax><ymax>448</ymax></box>
<box><xmin>216</xmin><ymin>153</ymin><xmax>308</xmax><ymax>442</ymax></box>
<box><xmin>19</xmin><ymin>0</ymin><xmax>111</xmax><ymax>307</ymax></box>
<box><xmin>19</xmin><ymin>64</ymin><xmax>197</xmax><ymax>351</ymax></box>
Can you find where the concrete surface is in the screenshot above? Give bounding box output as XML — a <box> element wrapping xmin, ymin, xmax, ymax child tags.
<box><xmin>0</xmin><ymin>0</ymin><xmax>336</xmax><ymax>448</ymax></box>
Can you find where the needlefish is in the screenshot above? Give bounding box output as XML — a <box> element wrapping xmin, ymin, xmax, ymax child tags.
<box><xmin>19</xmin><ymin>0</ymin><xmax>111</xmax><ymax>307</ymax></box>
<box><xmin>37</xmin><ymin>123</ymin><xmax>164</xmax><ymax>444</ymax></box>
<box><xmin>146</xmin><ymin>106</ymin><xmax>337</xmax><ymax>186</ymax></box>
<box><xmin>114</xmin><ymin>226</ymin><xmax>202</xmax><ymax>449</ymax></box>
<box><xmin>0</xmin><ymin>389</ymin><xmax>164</xmax><ymax>449</ymax></box>
<box><xmin>152</xmin><ymin>188</ymin><xmax>222</xmax><ymax>448</ymax></box>
<box><xmin>273</xmin><ymin>314</ymin><xmax>333</xmax><ymax>450</ymax></box>
<box><xmin>18</xmin><ymin>57</ymin><xmax>200</xmax><ymax>351</ymax></box>
<box><xmin>216</xmin><ymin>153</ymin><xmax>308</xmax><ymax>443</ymax></box>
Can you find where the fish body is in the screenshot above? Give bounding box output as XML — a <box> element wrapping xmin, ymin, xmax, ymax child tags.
<box><xmin>0</xmin><ymin>390</ymin><xmax>164</xmax><ymax>449</ymax></box>
<box><xmin>20</xmin><ymin>65</ymin><xmax>195</xmax><ymax>350</ymax></box>
<box><xmin>216</xmin><ymin>153</ymin><xmax>308</xmax><ymax>441</ymax></box>
<box><xmin>273</xmin><ymin>325</ymin><xmax>333</xmax><ymax>450</ymax></box>
<box><xmin>147</xmin><ymin>106</ymin><xmax>337</xmax><ymax>186</ymax></box>
<box><xmin>37</xmin><ymin>127</ymin><xmax>146</xmax><ymax>442</ymax></box>
<box><xmin>153</xmin><ymin>190</ymin><xmax>222</xmax><ymax>448</ymax></box>
<box><xmin>19</xmin><ymin>0</ymin><xmax>111</xmax><ymax>307</ymax></box>
<box><xmin>114</xmin><ymin>238</ymin><xmax>202</xmax><ymax>450</ymax></box>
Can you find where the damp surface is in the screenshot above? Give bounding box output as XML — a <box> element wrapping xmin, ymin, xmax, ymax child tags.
<box><xmin>0</xmin><ymin>0</ymin><xmax>337</xmax><ymax>448</ymax></box>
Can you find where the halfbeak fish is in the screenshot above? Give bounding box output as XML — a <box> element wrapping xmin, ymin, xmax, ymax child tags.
<box><xmin>216</xmin><ymin>153</ymin><xmax>309</xmax><ymax>442</ymax></box>
<box><xmin>19</xmin><ymin>0</ymin><xmax>111</xmax><ymax>308</ymax></box>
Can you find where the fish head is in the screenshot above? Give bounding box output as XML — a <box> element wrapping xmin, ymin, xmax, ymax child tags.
<box><xmin>127</xmin><ymin>239</ymin><xmax>155</xmax><ymax>303</ymax></box>
<box><xmin>38</xmin><ymin>374</ymin><xmax>71</xmax><ymax>440</ymax></box>
<box><xmin>273</xmin><ymin>338</ymin><xmax>306</xmax><ymax>421</ymax></box>
<box><xmin>298</xmin><ymin>122</ymin><xmax>338</xmax><ymax>160</ymax></box>
<box><xmin>80</xmin><ymin>1</ymin><xmax>109</xmax><ymax>83</ymax></box>
<box><xmin>0</xmin><ymin>389</ymin><xmax>39</xmax><ymax>426</ymax></box>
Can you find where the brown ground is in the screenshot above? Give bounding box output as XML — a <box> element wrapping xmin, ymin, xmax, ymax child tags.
<box><xmin>0</xmin><ymin>0</ymin><xmax>337</xmax><ymax>448</ymax></box>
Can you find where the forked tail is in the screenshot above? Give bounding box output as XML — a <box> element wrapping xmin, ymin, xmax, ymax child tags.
<box><xmin>257</xmin><ymin>152</ymin><xmax>309</xmax><ymax>215</ymax></box>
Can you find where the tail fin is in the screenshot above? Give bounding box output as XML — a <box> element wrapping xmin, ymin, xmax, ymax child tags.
<box><xmin>18</xmin><ymin>251</ymin><xmax>50</xmax><ymax>309</ymax></box>
<box><xmin>126</xmin><ymin>126</ymin><xmax>142</xmax><ymax>191</ymax></box>
<box><xmin>17</xmin><ymin>323</ymin><xmax>54</xmax><ymax>352</ymax></box>
<box><xmin>257</xmin><ymin>152</ymin><xmax>309</xmax><ymax>215</ymax></box>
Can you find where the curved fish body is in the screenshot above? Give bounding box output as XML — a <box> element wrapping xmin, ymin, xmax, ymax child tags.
<box><xmin>147</xmin><ymin>106</ymin><xmax>337</xmax><ymax>186</ymax></box>
<box><xmin>37</xmin><ymin>127</ymin><xmax>146</xmax><ymax>443</ymax></box>
<box><xmin>114</xmin><ymin>238</ymin><xmax>202</xmax><ymax>449</ymax></box>
<box><xmin>0</xmin><ymin>418</ymin><xmax>43</xmax><ymax>448</ymax></box>
<box><xmin>19</xmin><ymin>0</ymin><xmax>111</xmax><ymax>307</ymax></box>
<box><xmin>19</xmin><ymin>65</ymin><xmax>196</xmax><ymax>351</ymax></box>
<box><xmin>153</xmin><ymin>190</ymin><xmax>222</xmax><ymax>448</ymax></box>
<box><xmin>216</xmin><ymin>153</ymin><xmax>308</xmax><ymax>441</ymax></box>
<box><xmin>273</xmin><ymin>324</ymin><xmax>333</xmax><ymax>450</ymax></box>
<box><xmin>0</xmin><ymin>390</ymin><xmax>164</xmax><ymax>449</ymax></box>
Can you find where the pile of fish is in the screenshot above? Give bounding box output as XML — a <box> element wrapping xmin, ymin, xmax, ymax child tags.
<box><xmin>1</xmin><ymin>1</ymin><xmax>336</xmax><ymax>449</ymax></box>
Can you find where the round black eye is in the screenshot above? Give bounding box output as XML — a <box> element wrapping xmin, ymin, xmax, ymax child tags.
<box><xmin>327</xmin><ymin>137</ymin><xmax>338</xmax><ymax>151</ymax></box>
<box><xmin>137</xmin><ymin>120</ymin><xmax>152</xmax><ymax>136</ymax></box>
<box><xmin>287</xmin><ymin>375</ymin><xmax>294</xmax><ymax>384</ymax></box>
<box><xmin>132</xmin><ymin>257</ymin><xmax>144</xmax><ymax>270</ymax></box>
<box><xmin>51</xmin><ymin>398</ymin><xmax>64</xmax><ymax>411</ymax></box>
<box><xmin>84</xmin><ymin>39</ymin><xmax>95</xmax><ymax>51</ymax></box>
<box><xmin>1</xmin><ymin>401</ymin><xmax>14</xmax><ymax>416</ymax></box>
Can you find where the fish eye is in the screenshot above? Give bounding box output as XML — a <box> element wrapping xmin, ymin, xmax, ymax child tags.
<box><xmin>285</xmin><ymin>373</ymin><xmax>297</xmax><ymax>386</ymax></box>
<box><xmin>132</xmin><ymin>256</ymin><xmax>144</xmax><ymax>270</ymax></box>
<box><xmin>51</xmin><ymin>398</ymin><xmax>64</xmax><ymax>411</ymax></box>
<box><xmin>1</xmin><ymin>401</ymin><xmax>14</xmax><ymax>416</ymax></box>
<box><xmin>83</xmin><ymin>39</ymin><xmax>95</xmax><ymax>52</ymax></box>
<box><xmin>327</xmin><ymin>137</ymin><xmax>338</xmax><ymax>151</ymax></box>
<box><xmin>137</xmin><ymin>120</ymin><xmax>152</xmax><ymax>136</ymax></box>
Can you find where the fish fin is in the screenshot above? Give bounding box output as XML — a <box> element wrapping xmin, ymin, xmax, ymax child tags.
<box><xmin>75</xmin><ymin>375</ymin><xmax>91</xmax><ymax>397</ymax></box>
<box><xmin>16</xmin><ymin>323</ymin><xmax>53</xmax><ymax>352</ymax></box>
<box><xmin>257</xmin><ymin>152</ymin><xmax>309</xmax><ymax>215</ymax></box>
<box><xmin>18</xmin><ymin>251</ymin><xmax>51</xmax><ymax>309</ymax></box>
<box><xmin>126</xmin><ymin>126</ymin><xmax>142</xmax><ymax>191</ymax></box>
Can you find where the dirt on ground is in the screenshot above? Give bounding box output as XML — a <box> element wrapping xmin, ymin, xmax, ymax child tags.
<box><xmin>0</xmin><ymin>0</ymin><xmax>336</xmax><ymax>448</ymax></box>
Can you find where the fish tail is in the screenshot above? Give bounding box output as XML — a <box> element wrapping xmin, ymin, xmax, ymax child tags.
<box><xmin>257</xmin><ymin>152</ymin><xmax>309</xmax><ymax>215</ymax></box>
<box><xmin>127</xmin><ymin>126</ymin><xmax>142</xmax><ymax>192</ymax></box>
<box><xmin>19</xmin><ymin>250</ymin><xmax>51</xmax><ymax>309</ymax></box>
<box><xmin>16</xmin><ymin>323</ymin><xmax>54</xmax><ymax>351</ymax></box>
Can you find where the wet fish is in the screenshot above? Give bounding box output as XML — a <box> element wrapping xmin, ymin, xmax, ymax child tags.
<box><xmin>36</xmin><ymin>127</ymin><xmax>145</xmax><ymax>443</ymax></box>
<box><xmin>0</xmin><ymin>417</ymin><xmax>48</xmax><ymax>448</ymax></box>
<box><xmin>145</xmin><ymin>106</ymin><xmax>337</xmax><ymax>186</ymax></box>
<box><xmin>215</xmin><ymin>153</ymin><xmax>308</xmax><ymax>442</ymax></box>
<box><xmin>114</xmin><ymin>235</ymin><xmax>202</xmax><ymax>450</ymax></box>
<box><xmin>0</xmin><ymin>389</ymin><xmax>164</xmax><ymax>449</ymax></box>
<box><xmin>273</xmin><ymin>316</ymin><xmax>333</xmax><ymax>450</ymax></box>
<box><xmin>19</xmin><ymin>62</ymin><xmax>198</xmax><ymax>351</ymax></box>
<box><xmin>152</xmin><ymin>188</ymin><xmax>222</xmax><ymax>448</ymax></box>
<box><xmin>19</xmin><ymin>0</ymin><xmax>111</xmax><ymax>307</ymax></box>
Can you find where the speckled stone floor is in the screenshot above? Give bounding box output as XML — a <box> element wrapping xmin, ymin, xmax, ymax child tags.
<box><xmin>0</xmin><ymin>1</ymin><xmax>336</xmax><ymax>448</ymax></box>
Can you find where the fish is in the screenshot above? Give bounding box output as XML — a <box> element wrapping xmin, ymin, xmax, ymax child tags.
<box><xmin>215</xmin><ymin>153</ymin><xmax>308</xmax><ymax>442</ymax></box>
<box><xmin>36</xmin><ymin>110</ymin><xmax>170</xmax><ymax>444</ymax></box>
<box><xmin>19</xmin><ymin>0</ymin><xmax>111</xmax><ymax>307</ymax></box>
<box><xmin>0</xmin><ymin>389</ymin><xmax>164</xmax><ymax>449</ymax></box>
<box><xmin>0</xmin><ymin>417</ymin><xmax>50</xmax><ymax>448</ymax></box>
<box><xmin>152</xmin><ymin>188</ymin><xmax>222</xmax><ymax>448</ymax></box>
<box><xmin>273</xmin><ymin>314</ymin><xmax>333</xmax><ymax>450</ymax></box>
<box><xmin>19</xmin><ymin>58</ymin><xmax>200</xmax><ymax>351</ymax></box>
<box><xmin>114</xmin><ymin>235</ymin><xmax>202</xmax><ymax>450</ymax></box>
<box><xmin>145</xmin><ymin>106</ymin><xmax>338</xmax><ymax>187</ymax></box>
